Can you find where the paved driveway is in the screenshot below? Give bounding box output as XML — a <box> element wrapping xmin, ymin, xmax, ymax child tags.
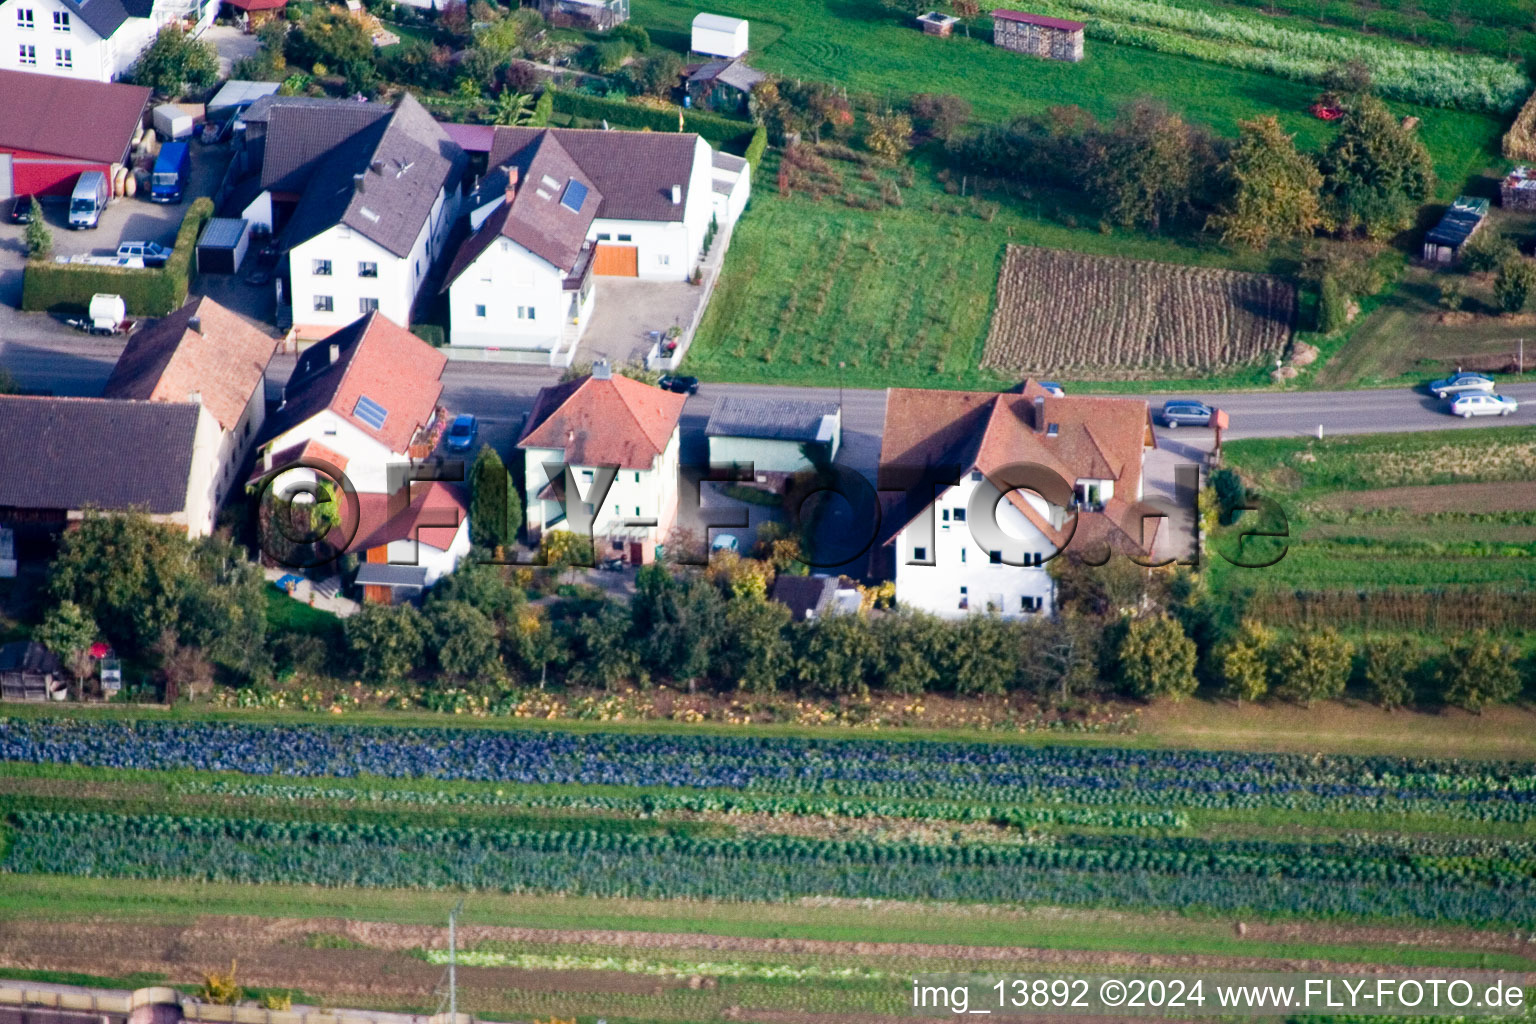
<box><xmin>579</xmin><ymin>277</ymin><xmax>705</xmax><ymax>366</ymax></box>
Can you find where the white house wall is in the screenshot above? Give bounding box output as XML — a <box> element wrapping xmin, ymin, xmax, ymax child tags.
<box><xmin>382</xmin><ymin>517</ymin><xmax>469</xmax><ymax>584</ymax></box>
<box><xmin>287</xmin><ymin>181</ymin><xmax>457</xmax><ymax>336</ymax></box>
<box><xmin>0</xmin><ymin>0</ymin><xmax>116</xmax><ymax>80</ymax></box>
<box><xmin>893</xmin><ymin>476</ymin><xmax>1058</xmax><ymax>620</ymax></box>
<box><xmin>448</xmin><ymin>235</ymin><xmax>577</xmax><ymax>350</ymax></box>
<box><xmin>264</xmin><ymin>412</ymin><xmax>401</xmax><ymax>495</ymax></box>
<box><xmin>524</xmin><ymin>429</ymin><xmax>680</xmax><ymax>548</ymax></box>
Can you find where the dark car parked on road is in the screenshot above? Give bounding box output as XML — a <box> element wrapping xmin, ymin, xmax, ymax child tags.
<box><xmin>659</xmin><ymin>375</ymin><xmax>699</xmax><ymax>395</ymax></box>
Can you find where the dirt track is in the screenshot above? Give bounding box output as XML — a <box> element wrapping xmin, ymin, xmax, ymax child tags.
<box><xmin>2</xmin><ymin>915</ymin><xmax>1531</xmax><ymax>1024</ymax></box>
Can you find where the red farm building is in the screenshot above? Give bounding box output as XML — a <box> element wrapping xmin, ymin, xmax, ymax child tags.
<box><xmin>0</xmin><ymin>70</ymin><xmax>150</xmax><ymax>200</ymax></box>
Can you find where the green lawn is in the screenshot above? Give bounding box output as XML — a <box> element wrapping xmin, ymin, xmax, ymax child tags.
<box><xmin>651</xmin><ymin>0</ymin><xmax>1507</xmax><ymax>391</ymax></box>
<box><xmin>264</xmin><ymin>588</ymin><xmax>342</xmax><ymax>640</ymax></box>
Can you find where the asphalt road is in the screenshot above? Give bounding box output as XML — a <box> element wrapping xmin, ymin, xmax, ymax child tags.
<box><xmin>4</xmin><ymin>334</ymin><xmax>1535</xmax><ymax>463</ymax></box>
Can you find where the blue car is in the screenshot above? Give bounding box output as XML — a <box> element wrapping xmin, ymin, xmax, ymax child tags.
<box><xmin>444</xmin><ymin>414</ymin><xmax>479</xmax><ymax>452</ymax></box>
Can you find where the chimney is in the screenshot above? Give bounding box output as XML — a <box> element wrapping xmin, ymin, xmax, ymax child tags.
<box><xmin>187</xmin><ymin>315</ymin><xmax>201</xmax><ymax>334</ymax></box>
<box><xmin>1033</xmin><ymin>395</ymin><xmax>1045</xmax><ymax>432</ymax></box>
<box><xmin>592</xmin><ymin>359</ymin><xmax>612</xmax><ymax>380</ymax></box>
<box><xmin>369</xmin><ymin>159</ymin><xmax>384</xmax><ymax>175</ymax></box>
<box><xmin>505</xmin><ymin>166</ymin><xmax>519</xmax><ymax>205</ymax></box>
<box><xmin>352</xmin><ymin>172</ymin><xmax>365</xmax><ymax>193</ymax></box>
<box><xmin>328</xmin><ymin>342</ymin><xmax>341</xmax><ymax>365</ymax></box>
<box><xmin>670</xmin><ymin>184</ymin><xmax>682</xmax><ymax>205</ymax></box>
<box><xmin>187</xmin><ymin>390</ymin><xmax>202</xmax><ymax>405</ymax></box>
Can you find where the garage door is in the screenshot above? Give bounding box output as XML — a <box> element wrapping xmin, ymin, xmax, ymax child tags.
<box><xmin>0</xmin><ymin>155</ymin><xmax>12</xmax><ymax>201</ymax></box>
<box><xmin>593</xmin><ymin>243</ymin><xmax>638</xmax><ymax>277</ymax></box>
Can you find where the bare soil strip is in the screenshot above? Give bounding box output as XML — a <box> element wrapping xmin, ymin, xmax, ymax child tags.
<box><xmin>1311</xmin><ymin>479</ymin><xmax>1536</xmax><ymax>514</ymax></box>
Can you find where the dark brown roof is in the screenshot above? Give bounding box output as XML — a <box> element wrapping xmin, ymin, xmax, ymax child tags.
<box><xmin>877</xmin><ymin>380</ymin><xmax>1156</xmax><ymax>555</ymax></box>
<box><xmin>518</xmin><ymin>372</ymin><xmax>685</xmax><ymax>470</ymax></box>
<box><xmin>0</xmin><ymin>396</ymin><xmax>198</xmax><ymax>515</ymax></box>
<box><xmin>260</xmin><ymin>100</ymin><xmax>391</xmax><ymax>192</ymax></box>
<box><xmin>445</xmin><ymin>134</ymin><xmax>602</xmax><ymax>285</ymax></box>
<box><xmin>0</xmin><ymin>641</ymin><xmax>63</xmax><ymax>676</ymax></box>
<box><xmin>274</xmin><ymin>94</ymin><xmax>468</xmax><ymax>258</ymax></box>
<box><xmin>486</xmin><ymin>127</ymin><xmax>700</xmax><ymax>223</ymax></box>
<box><xmin>0</xmin><ymin>72</ymin><xmax>150</xmax><ymax>164</ymax></box>
<box><xmin>991</xmin><ymin>8</ymin><xmax>1085</xmax><ymax>30</ymax></box>
<box><xmin>770</xmin><ymin>575</ymin><xmax>837</xmax><ymax>621</ymax></box>
<box><xmin>103</xmin><ymin>297</ymin><xmax>277</xmax><ymax>433</ymax></box>
<box><xmin>266</xmin><ymin>311</ymin><xmax>446</xmax><ymax>454</ymax></box>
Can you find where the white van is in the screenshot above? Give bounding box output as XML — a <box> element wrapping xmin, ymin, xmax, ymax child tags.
<box><xmin>69</xmin><ymin>171</ymin><xmax>110</xmax><ymax>230</ymax></box>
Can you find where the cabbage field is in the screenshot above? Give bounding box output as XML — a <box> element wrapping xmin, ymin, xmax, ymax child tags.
<box><xmin>2</xmin><ymin>714</ymin><xmax>1535</xmax><ymax>1020</ymax></box>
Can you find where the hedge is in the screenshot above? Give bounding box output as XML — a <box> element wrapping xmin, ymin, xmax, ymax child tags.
<box><xmin>549</xmin><ymin>91</ymin><xmax>756</xmax><ymax>152</ymax></box>
<box><xmin>21</xmin><ymin>197</ymin><xmax>214</xmax><ymax>317</ymax></box>
<box><xmin>743</xmin><ymin>125</ymin><xmax>767</xmax><ymax>170</ymax></box>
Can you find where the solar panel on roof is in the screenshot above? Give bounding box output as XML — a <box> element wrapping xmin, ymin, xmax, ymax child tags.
<box><xmin>561</xmin><ymin>180</ymin><xmax>589</xmax><ymax>213</ymax></box>
<box><xmin>354</xmin><ymin>395</ymin><xmax>388</xmax><ymax>430</ymax></box>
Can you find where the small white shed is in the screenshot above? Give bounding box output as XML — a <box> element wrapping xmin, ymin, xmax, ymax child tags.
<box><xmin>691</xmin><ymin>12</ymin><xmax>748</xmax><ymax>57</ymax></box>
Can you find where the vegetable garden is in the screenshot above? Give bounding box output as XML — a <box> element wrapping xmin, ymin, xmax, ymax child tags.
<box><xmin>981</xmin><ymin>246</ymin><xmax>1297</xmax><ymax>378</ymax></box>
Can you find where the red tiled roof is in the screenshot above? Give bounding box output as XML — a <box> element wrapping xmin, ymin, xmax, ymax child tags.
<box><xmin>104</xmin><ymin>297</ymin><xmax>277</xmax><ymax>433</ymax></box>
<box><xmin>991</xmin><ymin>8</ymin><xmax>1085</xmax><ymax>31</ymax></box>
<box><xmin>223</xmin><ymin>0</ymin><xmax>288</xmax><ymax>11</ymax></box>
<box><xmin>333</xmin><ymin>481</ymin><xmax>468</xmax><ymax>554</ymax></box>
<box><xmin>518</xmin><ymin>373</ymin><xmax>685</xmax><ymax>470</ymax></box>
<box><xmin>877</xmin><ymin>380</ymin><xmax>1157</xmax><ymax>555</ymax></box>
<box><xmin>268</xmin><ymin>312</ymin><xmax>446</xmax><ymax>455</ymax></box>
<box><xmin>0</xmin><ymin>71</ymin><xmax>151</xmax><ymax>165</ymax></box>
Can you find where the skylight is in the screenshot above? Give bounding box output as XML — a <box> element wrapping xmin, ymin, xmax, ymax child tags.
<box><xmin>561</xmin><ymin>180</ymin><xmax>589</xmax><ymax>213</ymax></box>
<box><xmin>354</xmin><ymin>395</ymin><xmax>389</xmax><ymax>430</ymax></box>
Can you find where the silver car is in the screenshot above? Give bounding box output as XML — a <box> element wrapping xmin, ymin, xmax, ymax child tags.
<box><xmin>1160</xmin><ymin>400</ymin><xmax>1214</xmax><ymax>428</ymax></box>
<box><xmin>1428</xmin><ymin>372</ymin><xmax>1494</xmax><ymax>399</ymax></box>
<box><xmin>1447</xmin><ymin>393</ymin><xmax>1518</xmax><ymax>418</ymax></box>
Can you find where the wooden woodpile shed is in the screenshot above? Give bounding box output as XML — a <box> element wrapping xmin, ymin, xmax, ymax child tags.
<box><xmin>990</xmin><ymin>9</ymin><xmax>1084</xmax><ymax>61</ymax></box>
<box><xmin>1501</xmin><ymin>166</ymin><xmax>1536</xmax><ymax>211</ymax></box>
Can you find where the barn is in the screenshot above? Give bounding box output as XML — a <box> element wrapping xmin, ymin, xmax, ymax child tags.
<box><xmin>692</xmin><ymin>13</ymin><xmax>748</xmax><ymax>58</ymax></box>
<box><xmin>0</xmin><ymin>71</ymin><xmax>150</xmax><ymax>200</ymax></box>
<box><xmin>990</xmin><ymin>9</ymin><xmax>1085</xmax><ymax>62</ymax></box>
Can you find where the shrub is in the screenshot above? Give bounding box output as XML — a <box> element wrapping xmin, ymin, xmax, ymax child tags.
<box><xmin>1215</xmin><ymin>619</ymin><xmax>1273</xmax><ymax>704</ymax></box>
<box><xmin>411</xmin><ymin>324</ymin><xmax>445</xmax><ymax>347</ymax></box>
<box><xmin>1272</xmin><ymin>628</ymin><xmax>1354</xmax><ymax>706</ymax></box>
<box><xmin>744</xmin><ymin>124</ymin><xmax>768</xmax><ymax>169</ymax></box>
<box><xmin>549</xmin><ymin>91</ymin><xmax>752</xmax><ymax>149</ymax></box>
<box><xmin>1437</xmin><ymin>281</ymin><xmax>1465</xmax><ymax>311</ymax></box>
<box><xmin>1118</xmin><ymin>614</ymin><xmax>1199</xmax><ymax>701</ymax></box>
<box><xmin>1460</xmin><ymin>231</ymin><xmax>1517</xmax><ymax>273</ymax></box>
<box><xmin>1360</xmin><ymin>635</ymin><xmax>1420</xmax><ymax>710</ymax></box>
<box><xmin>1438</xmin><ymin>631</ymin><xmax>1522</xmax><ymax>713</ymax></box>
<box><xmin>344</xmin><ymin>603</ymin><xmax>426</xmax><ymax>684</ymax></box>
<box><xmin>1317</xmin><ymin>274</ymin><xmax>1348</xmax><ymax>333</ymax></box>
<box><xmin>1494</xmin><ymin>258</ymin><xmax>1536</xmax><ymax>313</ymax></box>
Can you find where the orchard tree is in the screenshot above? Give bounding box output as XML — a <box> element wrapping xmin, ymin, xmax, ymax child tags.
<box><xmin>716</xmin><ymin>594</ymin><xmax>792</xmax><ymax>693</ymax></box>
<box><xmin>35</xmin><ymin>600</ymin><xmax>98</xmax><ymax>681</ymax></box>
<box><xmin>1319</xmin><ymin>95</ymin><xmax>1435</xmax><ymax>239</ymax></box>
<box><xmin>1207</xmin><ymin>116</ymin><xmax>1322</xmax><ymax>249</ymax></box>
<box><xmin>1118</xmin><ymin>614</ymin><xmax>1198</xmax><ymax>701</ymax></box>
<box><xmin>865</xmin><ymin>111</ymin><xmax>914</xmax><ymax>164</ymax></box>
<box><xmin>287</xmin><ymin>8</ymin><xmax>376</xmax><ymax>91</ymax></box>
<box><xmin>1361</xmin><ymin>635</ymin><xmax>1420</xmax><ymax>710</ymax></box>
<box><xmin>1093</xmin><ymin>100</ymin><xmax>1203</xmax><ymax>232</ymax></box>
<box><xmin>792</xmin><ymin>614</ymin><xmax>876</xmax><ymax>697</ymax></box>
<box><xmin>1214</xmin><ymin>619</ymin><xmax>1273</xmax><ymax>704</ymax></box>
<box><xmin>909</xmin><ymin>93</ymin><xmax>971</xmax><ymax>143</ymax></box>
<box><xmin>1272</xmin><ymin>628</ymin><xmax>1354</xmax><ymax>706</ymax></box>
<box><xmin>127</xmin><ymin>26</ymin><xmax>218</xmax><ymax>97</ymax></box>
<box><xmin>1439</xmin><ymin>631</ymin><xmax>1522</xmax><ymax>713</ymax></box>
<box><xmin>344</xmin><ymin>603</ymin><xmax>426</xmax><ymax>684</ymax></box>
<box><xmin>426</xmin><ymin>600</ymin><xmax>502</xmax><ymax>681</ymax></box>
